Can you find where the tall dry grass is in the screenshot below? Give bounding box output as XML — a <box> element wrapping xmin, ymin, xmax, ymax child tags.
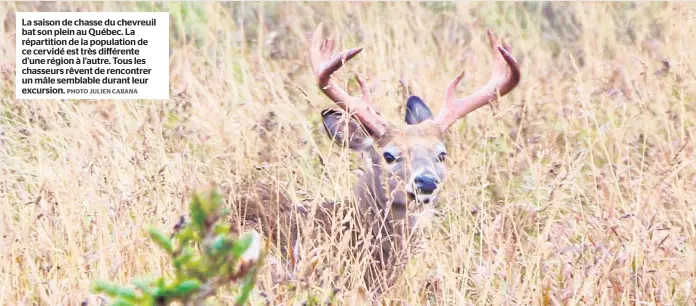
<box><xmin>1</xmin><ymin>2</ymin><xmax>695</xmax><ymax>305</ymax></box>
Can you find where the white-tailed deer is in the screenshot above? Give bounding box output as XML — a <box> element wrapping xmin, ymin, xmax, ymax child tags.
<box><xmin>245</xmin><ymin>24</ymin><xmax>520</xmax><ymax>296</ymax></box>
<box><xmin>302</xmin><ymin>24</ymin><xmax>520</xmax><ymax>293</ymax></box>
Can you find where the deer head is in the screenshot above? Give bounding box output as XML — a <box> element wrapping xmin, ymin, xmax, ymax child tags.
<box><xmin>310</xmin><ymin>24</ymin><xmax>520</xmax><ymax>213</ymax></box>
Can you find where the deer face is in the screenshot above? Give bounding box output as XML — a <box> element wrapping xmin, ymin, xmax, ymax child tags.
<box><xmin>322</xmin><ymin>96</ymin><xmax>448</xmax><ymax>208</ymax></box>
<box><xmin>310</xmin><ymin>24</ymin><xmax>520</xmax><ymax>210</ymax></box>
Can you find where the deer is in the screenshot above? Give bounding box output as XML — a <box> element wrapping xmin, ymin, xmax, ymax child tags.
<box><xmin>242</xmin><ymin>24</ymin><xmax>520</xmax><ymax>297</ymax></box>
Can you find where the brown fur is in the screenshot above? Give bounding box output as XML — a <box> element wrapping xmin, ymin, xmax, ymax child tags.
<box><xmin>233</xmin><ymin>119</ymin><xmax>450</xmax><ymax>296</ymax></box>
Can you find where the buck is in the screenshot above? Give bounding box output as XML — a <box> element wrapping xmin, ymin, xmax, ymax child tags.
<box><xmin>253</xmin><ymin>24</ymin><xmax>520</xmax><ymax>296</ymax></box>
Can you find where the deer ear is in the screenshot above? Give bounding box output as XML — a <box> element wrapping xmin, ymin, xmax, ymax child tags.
<box><xmin>321</xmin><ymin>109</ymin><xmax>371</xmax><ymax>150</ymax></box>
<box><xmin>405</xmin><ymin>95</ymin><xmax>433</xmax><ymax>125</ymax></box>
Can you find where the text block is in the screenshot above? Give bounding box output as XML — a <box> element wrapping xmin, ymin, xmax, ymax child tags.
<box><xmin>16</xmin><ymin>12</ymin><xmax>169</xmax><ymax>100</ymax></box>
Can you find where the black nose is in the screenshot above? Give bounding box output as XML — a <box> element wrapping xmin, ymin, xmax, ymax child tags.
<box><xmin>414</xmin><ymin>175</ymin><xmax>438</xmax><ymax>194</ymax></box>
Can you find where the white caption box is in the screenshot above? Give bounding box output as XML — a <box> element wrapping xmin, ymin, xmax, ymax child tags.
<box><xmin>16</xmin><ymin>12</ymin><xmax>169</xmax><ymax>100</ymax></box>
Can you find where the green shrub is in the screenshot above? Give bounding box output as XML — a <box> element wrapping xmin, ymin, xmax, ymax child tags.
<box><xmin>92</xmin><ymin>188</ymin><xmax>265</xmax><ymax>306</ymax></box>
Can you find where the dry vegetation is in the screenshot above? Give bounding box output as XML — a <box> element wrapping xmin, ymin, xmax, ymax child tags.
<box><xmin>1</xmin><ymin>2</ymin><xmax>696</xmax><ymax>305</ymax></box>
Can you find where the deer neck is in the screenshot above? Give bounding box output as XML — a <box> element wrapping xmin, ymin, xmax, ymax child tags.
<box><xmin>354</xmin><ymin>149</ymin><xmax>411</xmax><ymax>232</ymax></box>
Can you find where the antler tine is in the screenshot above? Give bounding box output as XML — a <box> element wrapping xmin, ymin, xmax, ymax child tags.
<box><xmin>309</xmin><ymin>23</ymin><xmax>389</xmax><ymax>136</ymax></box>
<box><xmin>433</xmin><ymin>29</ymin><xmax>521</xmax><ymax>131</ymax></box>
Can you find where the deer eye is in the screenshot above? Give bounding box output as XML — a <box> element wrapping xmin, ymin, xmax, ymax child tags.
<box><xmin>438</xmin><ymin>152</ymin><xmax>447</xmax><ymax>162</ymax></box>
<box><xmin>383</xmin><ymin>152</ymin><xmax>397</xmax><ymax>163</ymax></box>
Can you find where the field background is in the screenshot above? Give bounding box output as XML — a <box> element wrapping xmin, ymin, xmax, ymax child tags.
<box><xmin>1</xmin><ymin>2</ymin><xmax>696</xmax><ymax>305</ymax></box>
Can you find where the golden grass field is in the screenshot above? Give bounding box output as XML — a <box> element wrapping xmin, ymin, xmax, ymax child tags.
<box><xmin>1</xmin><ymin>2</ymin><xmax>696</xmax><ymax>305</ymax></box>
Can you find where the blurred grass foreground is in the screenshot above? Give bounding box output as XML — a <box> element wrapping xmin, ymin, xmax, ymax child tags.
<box><xmin>1</xmin><ymin>2</ymin><xmax>696</xmax><ymax>305</ymax></box>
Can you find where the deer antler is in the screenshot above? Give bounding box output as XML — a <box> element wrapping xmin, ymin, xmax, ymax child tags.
<box><xmin>309</xmin><ymin>24</ymin><xmax>389</xmax><ymax>136</ymax></box>
<box><xmin>433</xmin><ymin>30</ymin><xmax>521</xmax><ymax>131</ymax></box>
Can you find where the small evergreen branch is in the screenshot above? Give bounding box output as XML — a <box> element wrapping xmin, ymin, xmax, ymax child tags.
<box><xmin>92</xmin><ymin>188</ymin><xmax>264</xmax><ymax>306</ymax></box>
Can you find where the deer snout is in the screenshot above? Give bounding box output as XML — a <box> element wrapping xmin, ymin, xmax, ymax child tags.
<box><xmin>414</xmin><ymin>174</ymin><xmax>439</xmax><ymax>195</ymax></box>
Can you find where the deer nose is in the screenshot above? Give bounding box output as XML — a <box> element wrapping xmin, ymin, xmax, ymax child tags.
<box><xmin>414</xmin><ymin>175</ymin><xmax>438</xmax><ymax>194</ymax></box>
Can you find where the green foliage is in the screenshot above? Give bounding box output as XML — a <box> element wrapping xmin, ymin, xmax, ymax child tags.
<box><xmin>92</xmin><ymin>189</ymin><xmax>265</xmax><ymax>306</ymax></box>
